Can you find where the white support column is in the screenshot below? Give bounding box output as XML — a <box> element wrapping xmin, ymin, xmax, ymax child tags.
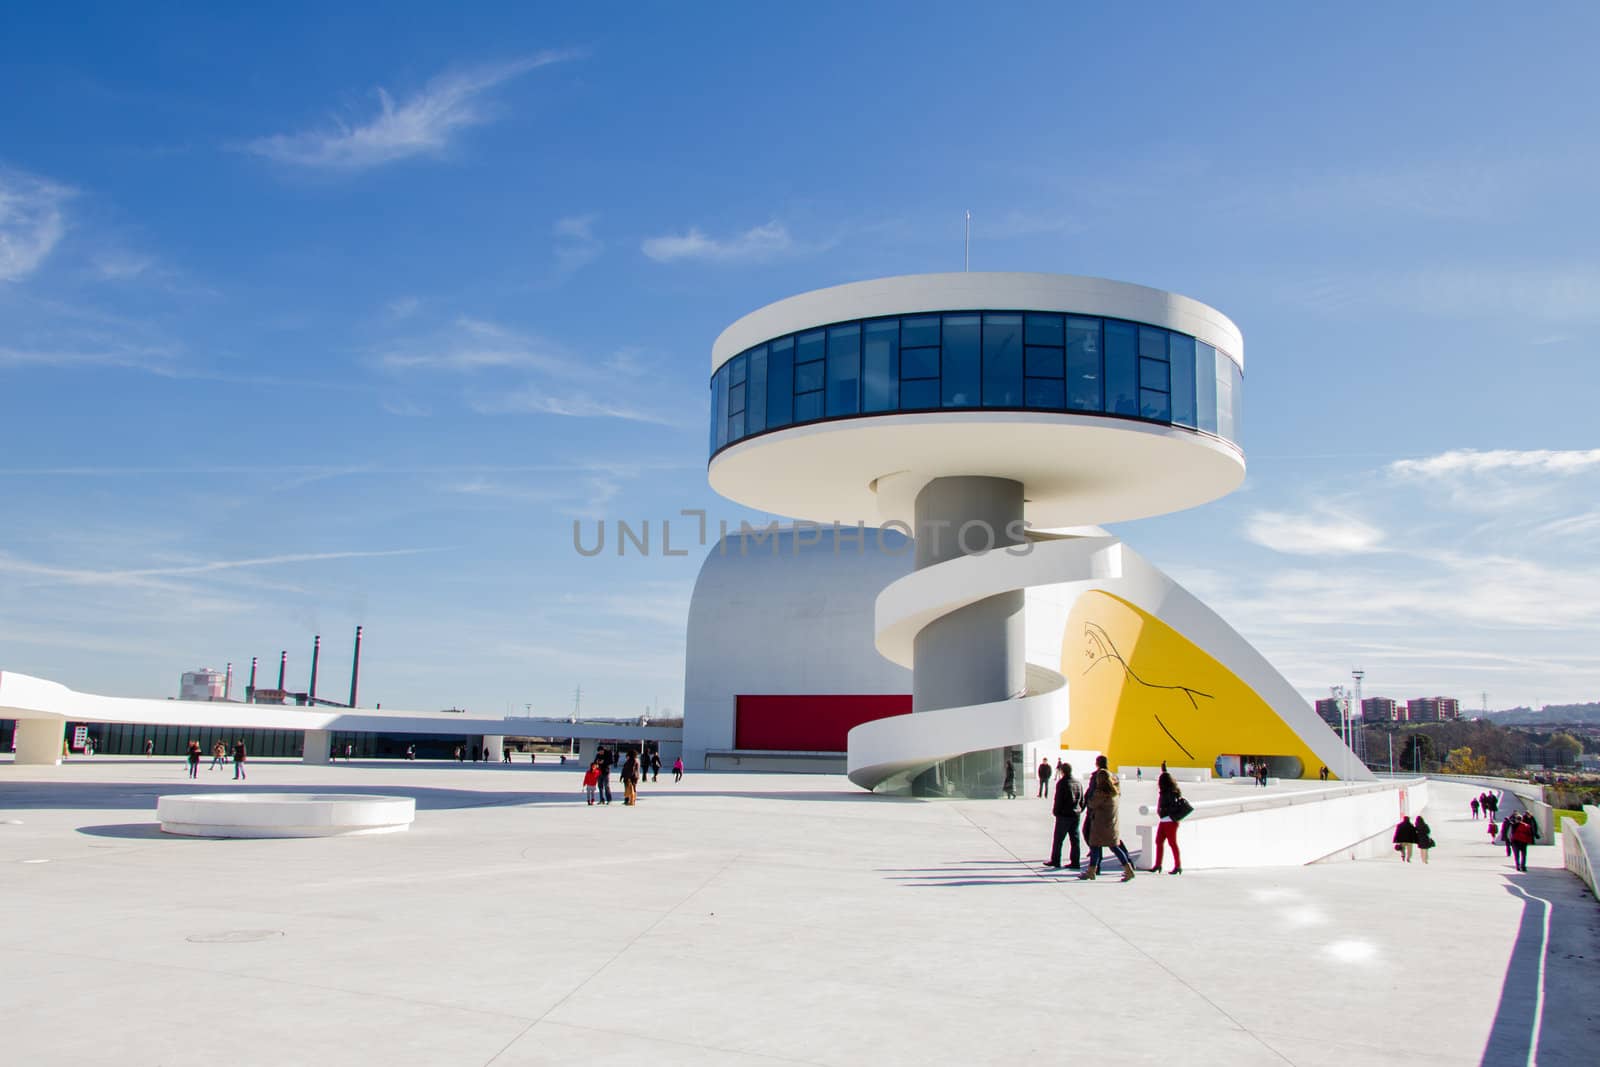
<box><xmin>483</xmin><ymin>735</ymin><xmax>505</xmax><ymax>762</ymax></box>
<box><xmin>302</xmin><ymin>729</ymin><xmax>332</xmax><ymax>764</ymax></box>
<box><xmin>14</xmin><ymin>718</ymin><xmax>64</xmax><ymax>766</ymax></box>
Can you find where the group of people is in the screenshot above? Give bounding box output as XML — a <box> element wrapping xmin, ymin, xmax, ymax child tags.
<box><xmin>581</xmin><ymin>747</ymin><xmax>684</xmax><ymax>806</ymax></box>
<box><xmin>1039</xmin><ymin>756</ymin><xmax>1188</xmax><ymax>881</ymax></box>
<box><xmin>1469</xmin><ymin>792</ymin><xmax>1500</xmax><ymax>821</ymax></box>
<box><xmin>185</xmin><ymin>739</ymin><xmax>246</xmax><ymax>780</ymax></box>
<box><xmin>1496</xmin><ymin>810</ymin><xmax>1541</xmax><ymax>872</ymax></box>
<box><xmin>1391</xmin><ymin>814</ymin><xmax>1435</xmax><ymax>862</ymax></box>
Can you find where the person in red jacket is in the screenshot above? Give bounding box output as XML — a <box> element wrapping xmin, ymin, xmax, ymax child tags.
<box><xmin>582</xmin><ymin>761</ymin><xmax>600</xmax><ymax>806</ymax></box>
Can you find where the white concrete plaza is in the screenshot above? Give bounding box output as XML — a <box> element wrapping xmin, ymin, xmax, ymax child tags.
<box><xmin>1</xmin><ymin>760</ymin><xmax>1594</xmax><ymax>1066</ymax></box>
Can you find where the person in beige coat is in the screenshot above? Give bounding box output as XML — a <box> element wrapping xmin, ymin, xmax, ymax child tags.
<box><xmin>1078</xmin><ymin>755</ymin><xmax>1136</xmax><ymax>882</ymax></box>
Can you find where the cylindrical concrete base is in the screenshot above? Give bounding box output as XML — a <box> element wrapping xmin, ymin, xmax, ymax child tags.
<box><xmin>910</xmin><ymin>476</ymin><xmax>1026</xmax><ymax>797</ymax></box>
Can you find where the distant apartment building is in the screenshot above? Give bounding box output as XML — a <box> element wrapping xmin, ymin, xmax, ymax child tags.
<box><xmin>1314</xmin><ymin>698</ymin><xmax>1344</xmax><ymax>729</ymax></box>
<box><xmin>179</xmin><ymin>668</ymin><xmax>227</xmax><ymax>702</ymax></box>
<box><xmin>1362</xmin><ymin>697</ymin><xmax>1398</xmax><ymax>723</ymax></box>
<box><xmin>1405</xmin><ymin>697</ymin><xmax>1460</xmax><ymax>723</ymax></box>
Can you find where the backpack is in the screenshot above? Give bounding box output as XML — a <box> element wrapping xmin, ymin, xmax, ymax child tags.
<box><xmin>1513</xmin><ymin>821</ymin><xmax>1534</xmax><ymax>845</ymax></box>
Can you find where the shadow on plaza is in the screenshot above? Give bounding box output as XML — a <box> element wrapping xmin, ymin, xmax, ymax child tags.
<box><xmin>880</xmin><ymin>854</ymin><xmax>1144</xmax><ymax>888</ymax></box>
<box><xmin>1480</xmin><ymin>867</ymin><xmax>1600</xmax><ymax>1066</ymax></box>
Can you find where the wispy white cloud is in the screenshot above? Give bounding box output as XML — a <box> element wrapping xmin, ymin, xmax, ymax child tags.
<box><xmin>1245</xmin><ymin>509</ymin><xmax>1385</xmax><ymax>555</ymax></box>
<box><xmin>0</xmin><ymin>547</ymin><xmax>440</xmax><ymax>589</ymax></box>
<box><xmin>1389</xmin><ymin>448</ymin><xmax>1600</xmax><ymax>478</ymax></box>
<box><xmin>0</xmin><ymin>169</ymin><xmax>72</xmax><ymax>282</ymax></box>
<box><xmin>0</xmin><ymin>342</ymin><xmax>181</xmax><ymax>374</ymax></box>
<box><xmin>380</xmin><ymin>397</ymin><xmax>431</xmax><ymax>417</ymax></box>
<box><xmin>553</xmin><ymin>213</ymin><xmax>602</xmax><ymax>273</ymax></box>
<box><xmin>642</xmin><ymin>220</ymin><xmax>801</xmax><ymax>263</ymax></box>
<box><xmin>467</xmin><ymin>385</ymin><xmax>684</xmax><ymax>426</ymax></box>
<box><xmin>377</xmin><ymin>316</ymin><xmax>580</xmax><ymax>376</ymax></box>
<box><xmin>386</xmin><ymin>296</ymin><xmax>421</xmax><ymax>319</ymax></box>
<box><xmin>243</xmin><ymin>52</ymin><xmax>580</xmax><ymax>170</ymax></box>
<box><xmin>90</xmin><ymin>249</ymin><xmax>157</xmax><ymax>281</ymax></box>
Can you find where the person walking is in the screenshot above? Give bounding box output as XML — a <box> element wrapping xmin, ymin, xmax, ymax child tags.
<box><xmin>1043</xmin><ymin>762</ymin><xmax>1083</xmax><ymax>869</ymax></box>
<box><xmin>1079</xmin><ymin>756</ymin><xmax>1135</xmax><ymax>881</ymax></box>
<box><xmin>454</xmin><ymin>745</ymin><xmax>464</xmax><ymax>762</ymax></box>
<box><xmin>1470</xmin><ymin>797</ymin><xmax>1480</xmax><ymax>820</ymax></box>
<box><xmin>1500</xmin><ymin>814</ymin><xmax>1514</xmax><ymax>856</ymax></box>
<box><xmin>672</xmin><ymin>755</ymin><xmax>684</xmax><ymax>783</ymax></box>
<box><xmin>1002</xmin><ymin>758</ymin><xmax>1016</xmax><ymax>799</ymax></box>
<box><xmin>621</xmin><ymin>752</ymin><xmax>640</xmax><ymax>806</ymax></box>
<box><xmin>582</xmin><ymin>761</ymin><xmax>600</xmax><ymax>806</ymax></box>
<box><xmin>233</xmin><ymin>739</ymin><xmax>247</xmax><ymax>781</ymax></box>
<box><xmin>1393</xmin><ymin>815</ymin><xmax>1417</xmax><ymax>862</ymax></box>
<box><xmin>1150</xmin><ymin>771</ymin><xmax>1186</xmax><ymax>874</ymax></box>
<box><xmin>209</xmin><ymin>741</ymin><xmax>227</xmax><ymax>771</ymax></box>
<box><xmin>1414</xmin><ymin>815</ymin><xmax>1434</xmax><ymax>863</ymax></box>
<box><xmin>1512</xmin><ymin>812</ymin><xmax>1539</xmax><ymax>872</ymax></box>
<box><xmin>650</xmin><ymin>752</ymin><xmax>661</xmax><ymax>783</ymax></box>
<box><xmin>145</xmin><ymin>738</ymin><xmax>154</xmax><ymax>757</ymax></box>
<box><xmin>186</xmin><ymin>740</ymin><xmax>201</xmax><ymax>779</ymax></box>
<box><xmin>1036</xmin><ymin>757</ymin><xmax>1051</xmax><ymax>798</ymax></box>
<box><xmin>596</xmin><ymin>747</ymin><xmax>614</xmax><ymax>805</ymax></box>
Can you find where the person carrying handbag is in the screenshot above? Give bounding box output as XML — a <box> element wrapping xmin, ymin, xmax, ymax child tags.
<box><xmin>1150</xmin><ymin>771</ymin><xmax>1191</xmax><ymax>874</ymax></box>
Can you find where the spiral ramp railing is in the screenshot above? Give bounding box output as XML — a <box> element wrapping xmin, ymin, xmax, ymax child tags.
<box><xmin>846</xmin><ymin>536</ymin><xmax>1124</xmax><ymax>791</ymax></box>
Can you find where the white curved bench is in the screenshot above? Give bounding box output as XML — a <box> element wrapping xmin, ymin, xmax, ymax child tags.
<box><xmin>156</xmin><ymin>793</ymin><xmax>415</xmax><ymax>838</ymax></box>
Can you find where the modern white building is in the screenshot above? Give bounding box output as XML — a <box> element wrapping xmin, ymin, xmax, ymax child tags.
<box><xmin>699</xmin><ymin>272</ymin><xmax>1365</xmax><ymax>794</ymax></box>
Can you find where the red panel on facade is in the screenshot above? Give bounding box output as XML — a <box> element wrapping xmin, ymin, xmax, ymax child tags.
<box><xmin>735</xmin><ymin>694</ymin><xmax>911</xmax><ymax>753</ymax></box>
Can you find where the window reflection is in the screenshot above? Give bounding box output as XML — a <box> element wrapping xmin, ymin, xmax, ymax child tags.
<box><xmin>982</xmin><ymin>314</ymin><xmax>1023</xmax><ymax>408</ymax></box>
<box><xmin>941</xmin><ymin>314</ymin><xmax>980</xmax><ymax>408</ymax></box>
<box><xmin>1104</xmin><ymin>321</ymin><xmax>1138</xmax><ymax>416</ymax></box>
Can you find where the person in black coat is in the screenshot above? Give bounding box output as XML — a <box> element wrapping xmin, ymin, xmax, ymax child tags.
<box><xmin>1393</xmin><ymin>815</ymin><xmax>1418</xmax><ymax>862</ymax></box>
<box><xmin>1002</xmin><ymin>758</ymin><xmax>1016</xmax><ymax>799</ymax></box>
<box><xmin>1043</xmin><ymin>764</ymin><xmax>1084</xmax><ymax>869</ymax></box>
<box><xmin>1036</xmin><ymin>758</ymin><xmax>1051</xmax><ymax>797</ymax></box>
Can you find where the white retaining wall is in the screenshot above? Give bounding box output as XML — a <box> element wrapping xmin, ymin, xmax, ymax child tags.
<box><xmin>1136</xmin><ymin>779</ymin><xmax>1428</xmax><ymax>870</ymax></box>
<box><xmin>1561</xmin><ymin>806</ymin><xmax>1600</xmax><ymax>902</ymax></box>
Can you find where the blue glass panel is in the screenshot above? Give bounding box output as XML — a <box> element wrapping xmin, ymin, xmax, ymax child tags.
<box><xmin>1227</xmin><ymin>358</ymin><xmax>1243</xmax><ymax>442</ymax></box>
<box><xmin>1195</xmin><ymin>341</ymin><xmax>1217</xmax><ymax>434</ymax></box>
<box><xmin>748</xmin><ymin>347</ymin><xmax>767</xmax><ymax>434</ymax></box>
<box><xmin>1139</xmin><ymin>358</ymin><xmax>1169</xmax><ymax>393</ymax></box>
<box><xmin>1140</xmin><ymin>388</ymin><xmax>1171</xmax><ymax>422</ymax></box>
<box><xmin>901</xmin><ymin>315</ymin><xmax>940</xmax><ymax>348</ymax></box>
<box><xmin>708</xmin><ymin>380</ymin><xmax>716</xmax><ymax>455</ymax></box>
<box><xmin>1025</xmin><ymin>313</ymin><xmax>1064</xmax><ymax>346</ymax></box>
<box><xmin>1025</xmin><ymin>378</ymin><xmax>1065</xmax><ymax>409</ymax></box>
<box><xmin>796</xmin><ymin>329</ymin><xmax>825</xmax><ymax>366</ymax></box>
<box><xmin>729</xmin><ymin>412</ymin><xmax>745</xmax><ymax>439</ymax></box>
<box><xmin>941</xmin><ymin>314</ymin><xmax>980</xmax><ymax>408</ymax></box>
<box><xmin>728</xmin><ymin>382</ymin><xmax>745</xmax><ymax>415</ymax></box>
<box><xmin>1066</xmin><ymin>317</ymin><xmax>1101</xmax><ymax>411</ymax></box>
<box><xmin>1215</xmin><ymin>355</ymin><xmax>1236</xmax><ymax>440</ymax></box>
<box><xmin>730</xmin><ymin>353</ymin><xmax>747</xmax><ymax>386</ymax></box>
<box><xmin>793</xmin><ymin>390</ymin><xmax>823</xmax><ymax>423</ymax></box>
<box><xmin>982</xmin><ymin>313</ymin><xmax>1023</xmax><ymax>407</ymax></box>
<box><xmin>901</xmin><ymin>346</ymin><xmax>939</xmax><ymax>379</ymax></box>
<box><xmin>1025</xmin><ymin>345</ymin><xmax>1063</xmax><ymax>378</ymax></box>
<box><xmin>1139</xmin><ymin>326</ymin><xmax>1168</xmax><ymax>360</ymax></box>
<box><xmin>1104</xmin><ymin>320</ymin><xmax>1138</xmax><ymax>416</ymax></box>
<box><xmin>863</xmin><ymin>320</ymin><xmax>898</xmax><ymax>412</ymax></box>
<box><xmin>795</xmin><ymin>359</ymin><xmax>824</xmax><ymax>393</ymax></box>
<box><xmin>714</xmin><ymin>366</ymin><xmax>729</xmax><ymax>449</ymax></box>
<box><xmin>826</xmin><ymin>324</ymin><xmax>861</xmax><ymax>416</ymax></box>
<box><xmin>900</xmin><ymin>378</ymin><xmax>939</xmax><ymax>410</ymax></box>
<box><xmin>1168</xmin><ymin>335</ymin><xmax>1196</xmax><ymax>428</ymax></box>
<box><xmin>767</xmin><ymin>337</ymin><xmax>794</xmax><ymax>429</ymax></box>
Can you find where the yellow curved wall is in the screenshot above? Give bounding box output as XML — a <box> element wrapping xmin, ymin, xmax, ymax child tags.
<box><xmin>1060</xmin><ymin>590</ymin><xmax>1325</xmax><ymax>779</ymax></box>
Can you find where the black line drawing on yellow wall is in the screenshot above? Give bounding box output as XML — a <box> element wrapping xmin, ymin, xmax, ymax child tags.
<box><xmin>1080</xmin><ymin>622</ymin><xmax>1213</xmax><ymax>760</ymax></box>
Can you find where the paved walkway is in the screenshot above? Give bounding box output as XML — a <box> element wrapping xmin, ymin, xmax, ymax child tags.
<box><xmin>1</xmin><ymin>761</ymin><xmax>1595</xmax><ymax>1065</ymax></box>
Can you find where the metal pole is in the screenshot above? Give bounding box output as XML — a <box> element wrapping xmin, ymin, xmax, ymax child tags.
<box><xmin>963</xmin><ymin>211</ymin><xmax>970</xmax><ymax>271</ymax></box>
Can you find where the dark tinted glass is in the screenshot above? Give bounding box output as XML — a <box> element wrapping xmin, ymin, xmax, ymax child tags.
<box><xmin>862</xmin><ymin>320</ymin><xmax>898</xmax><ymax>412</ymax></box>
<box><xmin>1025</xmin><ymin>313</ymin><xmax>1064</xmax><ymax>346</ymax></box>
<box><xmin>793</xmin><ymin>390</ymin><xmax>823</xmax><ymax>422</ymax></box>
<box><xmin>1025</xmin><ymin>378</ymin><xmax>1065</xmax><ymax>409</ymax></box>
<box><xmin>1025</xmin><ymin>345</ymin><xmax>1063</xmax><ymax>378</ymax></box>
<box><xmin>730</xmin><ymin>354</ymin><xmax>747</xmax><ymax>385</ymax></box>
<box><xmin>797</xmin><ymin>329</ymin><xmax>825</xmax><ymax>366</ymax></box>
<box><xmin>1140</xmin><ymin>388</ymin><xmax>1171</xmax><ymax>422</ymax></box>
<box><xmin>1066</xmin><ymin>317</ymin><xmax>1101</xmax><ymax>411</ymax></box>
<box><xmin>941</xmin><ymin>314</ymin><xmax>980</xmax><ymax>407</ymax></box>
<box><xmin>901</xmin><ymin>346</ymin><xmax>939</xmax><ymax>379</ymax></box>
<box><xmin>714</xmin><ymin>367</ymin><xmax>729</xmax><ymax>448</ymax></box>
<box><xmin>1139</xmin><ymin>358</ymin><xmax>1169</xmax><ymax>393</ymax></box>
<box><xmin>901</xmin><ymin>315</ymin><xmax>940</xmax><ymax>347</ymax></box>
<box><xmin>1104</xmin><ymin>321</ymin><xmax>1138</xmax><ymax>415</ymax></box>
<box><xmin>1139</xmin><ymin>326</ymin><xmax>1168</xmax><ymax>360</ymax></box>
<box><xmin>1168</xmin><ymin>335</ymin><xmax>1195</xmax><ymax>428</ymax></box>
<box><xmin>982</xmin><ymin>314</ymin><xmax>1023</xmax><ymax>407</ymax></box>
<box><xmin>766</xmin><ymin>337</ymin><xmax>794</xmax><ymax>429</ymax></box>
<box><xmin>826</xmin><ymin>324</ymin><xmax>861</xmax><ymax>416</ymax></box>
<box><xmin>900</xmin><ymin>378</ymin><xmax>939</xmax><ymax>409</ymax></box>
<box><xmin>748</xmin><ymin>347</ymin><xmax>767</xmax><ymax>433</ymax></box>
<box><xmin>795</xmin><ymin>359</ymin><xmax>824</xmax><ymax>394</ymax></box>
<box><xmin>728</xmin><ymin>382</ymin><xmax>745</xmax><ymax>415</ymax></box>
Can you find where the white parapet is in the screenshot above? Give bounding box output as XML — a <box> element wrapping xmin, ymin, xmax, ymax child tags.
<box><xmin>156</xmin><ymin>793</ymin><xmax>416</xmax><ymax>838</ymax></box>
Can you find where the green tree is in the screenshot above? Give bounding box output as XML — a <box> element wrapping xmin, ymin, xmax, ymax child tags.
<box><xmin>1400</xmin><ymin>732</ymin><xmax>1435</xmax><ymax>772</ymax></box>
<box><xmin>1547</xmin><ymin>732</ymin><xmax>1582</xmax><ymax>767</ymax></box>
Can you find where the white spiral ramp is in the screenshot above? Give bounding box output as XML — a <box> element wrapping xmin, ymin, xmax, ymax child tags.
<box><xmin>846</xmin><ymin>536</ymin><xmax>1123</xmax><ymax>791</ymax></box>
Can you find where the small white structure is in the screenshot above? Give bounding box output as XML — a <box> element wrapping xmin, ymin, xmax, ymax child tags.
<box><xmin>156</xmin><ymin>793</ymin><xmax>416</xmax><ymax>838</ymax></box>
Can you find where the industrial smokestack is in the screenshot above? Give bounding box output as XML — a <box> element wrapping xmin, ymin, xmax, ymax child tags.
<box><xmin>309</xmin><ymin>635</ymin><xmax>321</xmax><ymax>704</ymax></box>
<box><xmin>349</xmin><ymin>625</ymin><xmax>363</xmax><ymax>708</ymax></box>
<box><xmin>247</xmin><ymin>656</ymin><xmax>258</xmax><ymax>703</ymax></box>
<box><xmin>224</xmin><ymin>662</ymin><xmax>232</xmax><ymax>701</ymax></box>
<box><xmin>278</xmin><ymin>650</ymin><xmax>287</xmax><ymax>691</ymax></box>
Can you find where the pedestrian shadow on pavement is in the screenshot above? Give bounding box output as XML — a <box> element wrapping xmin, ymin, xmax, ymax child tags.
<box><xmin>879</xmin><ymin>854</ymin><xmax>1144</xmax><ymax>888</ymax></box>
<box><xmin>1481</xmin><ymin>868</ymin><xmax>1600</xmax><ymax>1066</ymax></box>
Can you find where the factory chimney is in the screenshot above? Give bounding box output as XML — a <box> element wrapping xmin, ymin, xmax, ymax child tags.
<box><xmin>309</xmin><ymin>635</ymin><xmax>321</xmax><ymax>705</ymax></box>
<box><xmin>348</xmin><ymin>625</ymin><xmax>363</xmax><ymax>708</ymax></box>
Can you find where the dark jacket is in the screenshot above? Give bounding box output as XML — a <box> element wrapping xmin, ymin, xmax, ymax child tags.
<box><xmin>1156</xmin><ymin>789</ymin><xmax>1184</xmax><ymax>820</ymax></box>
<box><xmin>1393</xmin><ymin>819</ymin><xmax>1418</xmax><ymax>844</ymax></box>
<box><xmin>1052</xmin><ymin>775</ymin><xmax>1083</xmax><ymax>818</ymax></box>
<box><xmin>1414</xmin><ymin>818</ymin><xmax>1433</xmax><ymax>848</ymax></box>
<box><xmin>233</xmin><ymin>742</ymin><xmax>246</xmax><ymax>762</ymax></box>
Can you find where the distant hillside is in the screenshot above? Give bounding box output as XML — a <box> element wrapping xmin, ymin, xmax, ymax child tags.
<box><xmin>1487</xmin><ymin>702</ymin><xmax>1600</xmax><ymax>725</ymax></box>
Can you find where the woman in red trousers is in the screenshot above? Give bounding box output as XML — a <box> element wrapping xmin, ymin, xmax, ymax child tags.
<box><xmin>1151</xmin><ymin>771</ymin><xmax>1185</xmax><ymax>874</ymax></box>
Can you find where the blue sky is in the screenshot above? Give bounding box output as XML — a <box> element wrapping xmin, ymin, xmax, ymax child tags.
<box><xmin>3</xmin><ymin>3</ymin><xmax>1598</xmax><ymax>716</ymax></box>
